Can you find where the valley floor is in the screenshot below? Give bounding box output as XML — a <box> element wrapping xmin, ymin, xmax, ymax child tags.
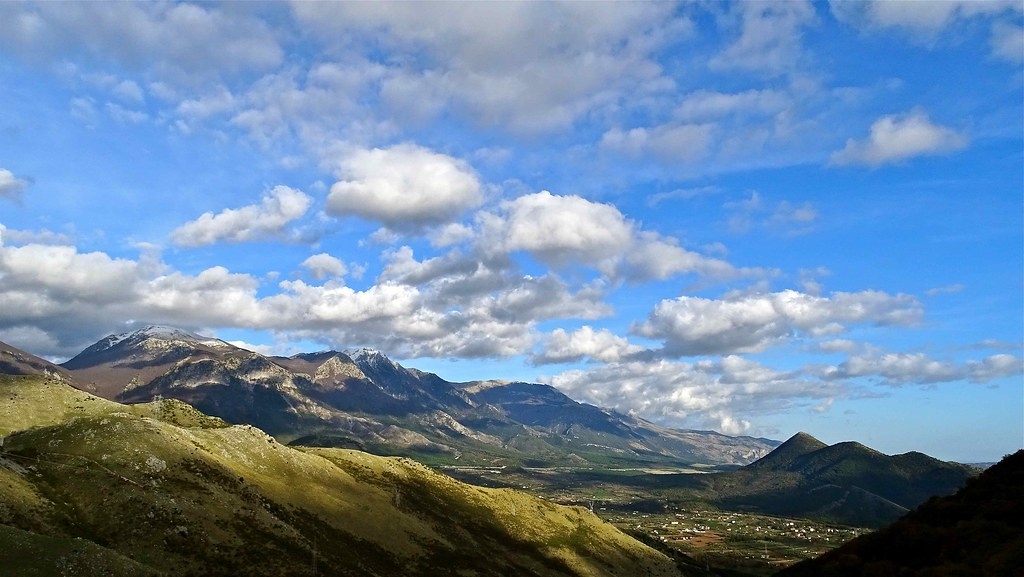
<box><xmin>438</xmin><ymin>464</ymin><xmax>870</xmax><ymax>576</ymax></box>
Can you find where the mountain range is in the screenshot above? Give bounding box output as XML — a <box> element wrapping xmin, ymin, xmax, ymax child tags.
<box><xmin>0</xmin><ymin>371</ymin><xmax>681</xmax><ymax>577</ymax></box>
<box><xmin>0</xmin><ymin>327</ymin><xmax>989</xmax><ymax>574</ymax></box>
<box><xmin>40</xmin><ymin>325</ymin><xmax>779</xmax><ymax>468</ymax></box>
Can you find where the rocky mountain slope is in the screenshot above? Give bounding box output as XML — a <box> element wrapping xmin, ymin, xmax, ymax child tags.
<box><xmin>0</xmin><ymin>341</ymin><xmax>74</xmax><ymax>382</ymax></box>
<box><xmin>50</xmin><ymin>326</ymin><xmax>778</xmax><ymax>467</ymax></box>
<box><xmin>0</xmin><ymin>373</ymin><xmax>682</xmax><ymax>577</ymax></box>
<box><xmin>775</xmin><ymin>449</ymin><xmax>1024</xmax><ymax>576</ymax></box>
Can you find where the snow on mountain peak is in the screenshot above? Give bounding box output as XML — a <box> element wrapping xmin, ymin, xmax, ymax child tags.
<box><xmin>99</xmin><ymin>325</ymin><xmax>209</xmax><ymax>349</ymax></box>
<box><xmin>135</xmin><ymin>325</ymin><xmax>197</xmax><ymax>339</ymax></box>
<box><xmin>343</xmin><ymin>347</ymin><xmax>390</xmax><ymax>365</ymax></box>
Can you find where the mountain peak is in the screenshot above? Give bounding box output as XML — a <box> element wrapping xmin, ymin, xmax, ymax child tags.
<box><xmin>90</xmin><ymin>325</ymin><xmax>203</xmax><ymax>353</ymax></box>
<box><xmin>746</xmin><ymin>431</ymin><xmax>827</xmax><ymax>470</ymax></box>
<box><xmin>135</xmin><ymin>325</ymin><xmax>197</xmax><ymax>338</ymax></box>
<box><xmin>343</xmin><ymin>347</ymin><xmax>391</xmax><ymax>364</ymax></box>
<box><xmin>789</xmin><ymin>431</ymin><xmax>825</xmax><ymax>446</ymax></box>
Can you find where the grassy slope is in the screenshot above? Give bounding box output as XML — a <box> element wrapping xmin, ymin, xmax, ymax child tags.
<box><xmin>0</xmin><ymin>523</ymin><xmax>164</xmax><ymax>577</ymax></box>
<box><xmin>0</xmin><ymin>375</ymin><xmax>680</xmax><ymax>577</ymax></box>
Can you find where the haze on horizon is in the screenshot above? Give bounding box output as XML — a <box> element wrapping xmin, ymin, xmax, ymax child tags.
<box><xmin>0</xmin><ymin>1</ymin><xmax>1021</xmax><ymax>463</ymax></box>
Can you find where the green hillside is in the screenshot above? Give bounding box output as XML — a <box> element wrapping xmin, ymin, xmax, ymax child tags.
<box><xmin>775</xmin><ymin>450</ymin><xmax>1024</xmax><ymax>576</ymax></box>
<box><xmin>711</xmin><ymin>433</ymin><xmax>976</xmax><ymax>527</ymax></box>
<box><xmin>0</xmin><ymin>374</ymin><xmax>680</xmax><ymax>577</ymax></box>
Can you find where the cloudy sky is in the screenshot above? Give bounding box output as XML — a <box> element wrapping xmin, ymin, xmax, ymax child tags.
<box><xmin>1</xmin><ymin>1</ymin><xmax>1021</xmax><ymax>461</ymax></box>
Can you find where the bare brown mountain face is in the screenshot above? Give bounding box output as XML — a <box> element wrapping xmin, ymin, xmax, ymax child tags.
<box><xmin>0</xmin><ymin>341</ymin><xmax>74</xmax><ymax>382</ymax></box>
<box><xmin>48</xmin><ymin>326</ymin><xmax>779</xmax><ymax>468</ymax></box>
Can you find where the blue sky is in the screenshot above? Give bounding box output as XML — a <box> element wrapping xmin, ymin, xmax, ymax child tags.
<box><xmin>0</xmin><ymin>1</ymin><xmax>1021</xmax><ymax>462</ymax></box>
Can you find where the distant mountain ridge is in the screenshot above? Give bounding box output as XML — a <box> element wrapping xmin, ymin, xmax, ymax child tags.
<box><xmin>0</xmin><ymin>341</ymin><xmax>75</xmax><ymax>381</ymax></box>
<box><xmin>705</xmin><ymin>432</ymin><xmax>978</xmax><ymax>527</ymax></box>
<box><xmin>776</xmin><ymin>449</ymin><xmax>1024</xmax><ymax>576</ymax></box>
<box><xmin>4</xmin><ymin>326</ymin><xmax>779</xmax><ymax>468</ymax></box>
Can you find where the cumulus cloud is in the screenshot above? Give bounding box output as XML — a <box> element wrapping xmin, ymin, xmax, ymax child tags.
<box><xmin>818</xmin><ymin>346</ymin><xmax>1024</xmax><ymax>386</ymax></box>
<box><xmin>532</xmin><ymin>326</ymin><xmax>645</xmax><ymax>365</ymax></box>
<box><xmin>327</xmin><ymin>144</ymin><xmax>482</xmax><ymax>230</ymax></box>
<box><xmin>302</xmin><ymin>253</ymin><xmax>347</xmax><ymax>280</ymax></box>
<box><xmin>547</xmin><ymin>355</ymin><xmax>838</xmax><ymax>434</ymax></box>
<box><xmin>0</xmin><ymin>168</ymin><xmax>29</xmax><ymax>201</ymax></box>
<box><xmin>830</xmin><ymin>110</ymin><xmax>968</xmax><ymax>166</ymax></box>
<box><xmin>709</xmin><ymin>0</ymin><xmax>818</xmax><ymax>77</ymax></box>
<box><xmin>831</xmin><ymin>351</ymin><xmax>962</xmax><ymax>385</ymax></box>
<box><xmin>0</xmin><ymin>237</ymin><xmax>436</xmax><ymax>356</ymax></box>
<box><xmin>991</xmin><ymin>22</ymin><xmax>1024</xmax><ymax>63</ymax></box>
<box><xmin>600</xmin><ymin>123</ymin><xmax>715</xmax><ymax>163</ymax></box>
<box><xmin>481</xmin><ymin>191</ymin><xmax>745</xmax><ymax>283</ymax></box>
<box><xmin>635</xmin><ymin>289</ymin><xmax>923</xmax><ymax>356</ymax></box>
<box><xmin>831</xmin><ymin>0</ymin><xmax>1021</xmax><ymax>38</ymax></box>
<box><xmin>292</xmin><ymin>2</ymin><xmax>680</xmax><ymax>134</ymax></box>
<box><xmin>967</xmin><ymin>354</ymin><xmax>1024</xmax><ymax>383</ymax></box>
<box><xmin>489</xmin><ymin>191</ymin><xmax>633</xmax><ymax>266</ymax></box>
<box><xmin>170</xmin><ymin>186</ymin><xmax>312</xmax><ymax>247</ymax></box>
<box><xmin>0</xmin><ymin>226</ymin><xmax>71</xmax><ymax>246</ymax></box>
<box><xmin>0</xmin><ymin>2</ymin><xmax>283</xmax><ymax>85</ymax></box>
<box><xmin>0</xmin><ymin>227</ymin><xmax>625</xmax><ymax>360</ymax></box>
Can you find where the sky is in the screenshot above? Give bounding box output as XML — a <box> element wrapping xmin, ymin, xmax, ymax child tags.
<box><xmin>0</xmin><ymin>1</ymin><xmax>1021</xmax><ymax>462</ymax></box>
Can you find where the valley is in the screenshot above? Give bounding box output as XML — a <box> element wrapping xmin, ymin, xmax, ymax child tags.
<box><xmin>0</xmin><ymin>327</ymin><xmax>993</xmax><ymax>576</ymax></box>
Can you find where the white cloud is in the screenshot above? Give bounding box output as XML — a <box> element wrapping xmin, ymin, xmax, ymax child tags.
<box><xmin>991</xmin><ymin>22</ymin><xmax>1024</xmax><ymax>63</ymax></box>
<box><xmin>674</xmin><ymin>89</ymin><xmax>790</xmax><ymax>121</ymax></box>
<box><xmin>831</xmin><ymin>0</ymin><xmax>1023</xmax><ymax>62</ymax></box>
<box><xmin>141</xmin><ymin>266</ymin><xmax>265</xmax><ymax>326</ymax></box>
<box><xmin>170</xmin><ymin>186</ymin><xmax>312</xmax><ymax>247</ymax></box>
<box><xmin>724</xmin><ymin>191</ymin><xmax>817</xmax><ymax>236</ymax></box>
<box><xmin>819</xmin><ymin>346</ymin><xmax>1024</xmax><ymax>386</ymax></box>
<box><xmin>0</xmin><ymin>232</ymin><xmax>618</xmax><ymax>358</ymax></box>
<box><xmin>547</xmin><ymin>355</ymin><xmax>837</xmax><ymax>433</ymax></box>
<box><xmin>967</xmin><ymin>354</ymin><xmax>1024</xmax><ymax>383</ymax></box>
<box><xmin>0</xmin><ymin>243</ymin><xmax>146</xmax><ymax>305</ymax></box>
<box><xmin>533</xmin><ymin>326</ymin><xmax>644</xmax><ymax>365</ymax></box>
<box><xmin>924</xmin><ymin>284</ymin><xmax>965</xmax><ymax>297</ymax></box>
<box><xmin>480</xmin><ymin>275</ymin><xmax>611</xmax><ymax>325</ymax></box>
<box><xmin>635</xmin><ymin>289</ymin><xmax>923</xmax><ymax>356</ymax></box>
<box><xmin>830</xmin><ymin>110</ymin><xmax>968</xmax><ymax>166</ymax></box>
<box><xmin>291</xmin><ymin>2</ymin><xmax>681</xmax><ymax>134</ymax></box>
<box><xmin>620</xmin><ymin>232</ymin><xmax>743</xmax><ymax>282</ymax></box>
<box><xmin>301</xmin><ymin>253</ymin><xmax>347</xmax><ymax>281</ymax></box>
<box><xmin>600</xmin><ymin>123</ymin><xmax>715</xmax><ymax>163</ymax></box>
<box><xmin>380</xmin><ymin>246</ymin><xmax>483</xmax><ymax>288</ymax></box>
<box><xmin>481</xmin><ymin>191</ymin><xmax>745</xmax><ymax>283</ymax></box>
<box><xmin>327</xmin><ymin>144</ymin><xmax>482</xmax><ymax>230</ymax></box>
<box><xmin>0</xmin><ymin>168</ymin><xmax>29</xmax><ymax>200</ymax></box>
<box><xmin>0</xmin><ymin>226</ymin><xmax>71</xmax><ymax>246</ymax></box>
<box><xmin>489</xmin><ymin>191</ymin><xmax>633</xmax><ymax>266</ymax></box>
<box><xmin>0</xmin><ymin>2</ymin><xmax>283</xmax><ymax>86</ymax></box>
<box><xmin>112</xmin><ymin>79</ymin><xmax>143</xmax><ymax>102</ymax></box>
<box><xmin>832</xmin><ymin>0</ymin><xmax>1020</xmax><ymax>36</ymax></box>
<box><xmin>709</xmin><ymin>0</ymin><xmax>817</xmax><ymax>77</ymax></box>
<box><xmin>835</xmin><ymin>351</ymin><xmax>962</xmax><ymax>385</ymax></box>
